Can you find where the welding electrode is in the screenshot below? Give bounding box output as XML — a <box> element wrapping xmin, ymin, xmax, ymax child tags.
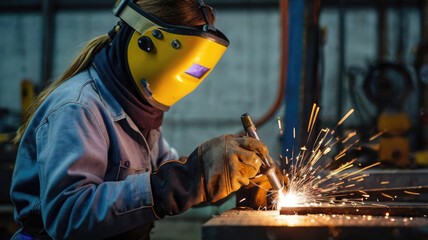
<box><xmin>241</xmin><ymin>113</ymin><xmax>285</xmax><ymax>191</ymax></box>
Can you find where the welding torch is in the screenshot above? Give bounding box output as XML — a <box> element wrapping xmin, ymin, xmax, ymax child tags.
<box><xmin>241</xmin><ymin>113</ymin><xmax>285</xmax><ymax>192</ymax></box>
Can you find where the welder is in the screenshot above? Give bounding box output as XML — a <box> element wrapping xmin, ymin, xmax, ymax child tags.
<box><xmin>9</xmin><ymin>0</ymin><xmax>276</xmax><ymax>239</ymax></box>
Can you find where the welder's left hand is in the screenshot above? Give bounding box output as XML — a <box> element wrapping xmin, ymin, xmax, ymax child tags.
<box><xmin>237</xmin><ymin>170</ymin><xmax>288</xmax><ymax>209</ymax></box>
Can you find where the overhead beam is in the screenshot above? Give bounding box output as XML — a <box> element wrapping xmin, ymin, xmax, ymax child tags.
<box><xmin>0</xmin><ymin>0</ymin><xmax>422</xmax><ymax>12</ymax></box>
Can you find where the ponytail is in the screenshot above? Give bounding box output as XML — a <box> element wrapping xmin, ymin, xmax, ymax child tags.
<box><xmin>13</xmin><ymin>34</ymin><xmax>112</xmax><ymax>144</ymax></box>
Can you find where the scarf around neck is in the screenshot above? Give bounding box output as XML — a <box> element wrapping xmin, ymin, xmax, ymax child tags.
<box><xmin>92</xmin><ymin>24</ymin><xmax>164</xmax><ymax>137</ymax></box>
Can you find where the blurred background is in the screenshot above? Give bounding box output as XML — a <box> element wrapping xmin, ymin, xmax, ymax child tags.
<box><xmin>1</xmin><ymin>0</ymin><xmax>428</xmax><ymax>239</ymax></box>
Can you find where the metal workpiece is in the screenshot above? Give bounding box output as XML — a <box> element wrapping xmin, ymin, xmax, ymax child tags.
<box><xmin>329</xmin><ymin>186</ymin><xmax>428</xmax><ymax>202</ymax></box>
<box><xmin>202</xmin><ymin>208</ymin><xmax>428</xmax><ymax>240</ymax></box>
<box><xmin>322</xmin><ymin>169</ymin><xmax>428</xmax><ymax>203</ymax></box>
<box><xmin>280</xmin><ymin>205</ymin><xmax>428</xmax><ymax>217</ymax></box>
<box><xmin>241</xmin><ymin>113</ymin><xmax>284</xmax><ymax>191</ymax></box>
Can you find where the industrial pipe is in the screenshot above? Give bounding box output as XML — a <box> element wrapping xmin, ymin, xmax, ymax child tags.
<box><xmin>252</xmin><ymin>0</ymin><xmax>289</xmax><ymax>129</ymax></box>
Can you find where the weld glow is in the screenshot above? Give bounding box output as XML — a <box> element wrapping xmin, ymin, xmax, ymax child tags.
<box><xmin>277</xmin><ymin>191</ymin><xmax>307</xmax><ymax>209</ymax></box>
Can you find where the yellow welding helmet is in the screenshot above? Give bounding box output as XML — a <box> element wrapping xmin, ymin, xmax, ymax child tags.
<box><xmin>112</xmin><ymin>0</ymin><xmax>229</xmax><ymax>111</ymax></box>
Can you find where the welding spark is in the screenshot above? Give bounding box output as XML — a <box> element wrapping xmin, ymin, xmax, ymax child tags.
<box><xmin>276</xmin><ymin>104</ymin><xmax>384</xmax><ymax>209</ymax></box>
<box><xmin>337</xmin><ymin>109</ymin><xmax>354</xmax><ymax>127</ymax></box>
<box><xmin>278</xmin><ymin>117</ymin><xmax>283</xmax><ymax>135</ymax></box>
<box><xmin>341</xmin><ymin>131</ymin><xmax>357</xmax><ymax>144</ymax></box>
<box><xmin>381</xmin><ymin>193</ymin><xmax>394</xmax><ymax>200</ymax></box>
<box><xmin>272</xmin><ymin>103</ymin><xmax>423</xmax><ymax>212</ymax></box>
<box><xmin>307</xmin><ymin>103</ymin><xmax>317</xmax><ymax>133</ymax></box>
<box><xmin>404</xmin><ymin>191</ymin><xmax>420</xmax><ymax>195</ymax></box>
<box><xmin>369</xmin><ymin>131</ymin><xmax>384</xmax><ymax>142</ymax></box>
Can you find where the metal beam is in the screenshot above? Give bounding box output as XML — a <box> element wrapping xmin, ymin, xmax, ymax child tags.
<box><xmin>280</xmin><ymin>205</ymin><xmax>428</xmax><ymax>217</ymax></box>
<box><xmin>0</xmin><ymin>0</ymin><xmax>278</xmax><ymax>12</ymax></box>
<box><xmin>283</xmin><ymin>0</ymin><xmax>304</xmax><ymax>159</ymax></box>
<box><xmin>203</xmin><ymin>208</ymin><xmax>428</xmax><ymax>240</ymax></box>
<box><xmin>0</xmin><ymin>0</ymin><xmax>422</xmax><ymax>12</ymax></box>
<box><xmin>321</xmin><ymin>0</ymin><xmax>422</xmax><ymax>8</ymax></box>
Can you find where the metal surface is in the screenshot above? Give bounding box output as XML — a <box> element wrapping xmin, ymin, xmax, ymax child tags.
<box><xmin>203</xmin><ymin>208</ymin><xmax>428</xmax><ymax>240</ymax></box>
<box><xmin>280</xmin><ymin>205</ymin><xmax>428</xmax><ymax>217</ymax></box>
<box><xmin>321</xmin><ymin>169</ymin><xmax>428</xmax><ymax>203</ymax></box>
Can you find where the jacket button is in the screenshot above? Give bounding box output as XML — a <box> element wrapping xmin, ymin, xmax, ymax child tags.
<box><xmin>124</xmin><ymin>161</ymin><xmax>130</xmax><ymax>168</ymax></box>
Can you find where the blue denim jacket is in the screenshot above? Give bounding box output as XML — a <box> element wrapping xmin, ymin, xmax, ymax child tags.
<box><xmin>10</xmin><ymin>66</ymin><xmax>178</xmax><ymax>239</ymax></box>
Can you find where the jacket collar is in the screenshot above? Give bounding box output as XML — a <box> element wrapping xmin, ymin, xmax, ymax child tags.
<box><xmin>89</xmin><ymin>65</ymin><xmax>162</xmax><ymax>149</ymax></box>
<box><xmin>90</xmin><ymin>65</ymin><xmax>126</xmax><ymax>121</ymax></box>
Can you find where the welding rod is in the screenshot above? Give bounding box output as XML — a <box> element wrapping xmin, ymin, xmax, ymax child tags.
<box><xmin>241</xmin><ymin>113</ymin><xmax>284</xmax><ymax>191</ymax></box>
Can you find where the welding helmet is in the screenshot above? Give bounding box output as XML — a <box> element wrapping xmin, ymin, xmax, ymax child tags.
<box><xmin>112</xmin><ymin>0</ymin><xmax>229</xmax><ymax>111</ymax></box>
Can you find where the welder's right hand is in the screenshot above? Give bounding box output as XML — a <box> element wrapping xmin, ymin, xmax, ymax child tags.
<box><xmin>150</xmin><ymin>134</ymin><xmax>267</xmax><ymax>218</ymax></box>
<box><xmin>198</xmin><ymin>134</ymin><xmax>266</xmax><ymax>202</ymax></box>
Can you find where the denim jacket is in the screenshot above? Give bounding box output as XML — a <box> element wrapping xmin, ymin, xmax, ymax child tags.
<box><xmin>10</xmin><ymin>66</ymin><xmax>178</xmax><ymax>239</ymax></box>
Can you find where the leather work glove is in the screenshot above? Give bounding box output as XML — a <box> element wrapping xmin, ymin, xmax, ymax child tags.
<box><xmin>151</xmin><ymin>134</ymin><xmax>267</xmax><ymax>218</ymax></box>
<box><xmin>236</xmin><ymin>172</ymin><xmax>289</xmax><ymax>209</ymax></box>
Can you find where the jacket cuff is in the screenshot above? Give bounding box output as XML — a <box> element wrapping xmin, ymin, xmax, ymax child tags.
<box><xmin>115</xmin><ymin>172</ymin><xmax>153</xmax><ymax>215</ymax></box>
<box><xmin>194</xmin><ymin>146</ymin><xmax>207</xmax><ymax>203</ymax></box>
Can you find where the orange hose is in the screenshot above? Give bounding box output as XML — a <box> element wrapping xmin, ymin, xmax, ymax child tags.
<box><xmin>253</xmin><ymin>0</ymin><xmax>289</xmax><ymax>129</ymax></box>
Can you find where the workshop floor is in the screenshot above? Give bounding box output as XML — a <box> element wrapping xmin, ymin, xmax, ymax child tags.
<box><xmin>151</xmin><ymin>219</ymin><xmax>204</xmax><ymax>240</ymax></box>
<box><xmin>151</xmin><ymin>197</ymin><xmax>236</xmax><ymax>240</ymax></box>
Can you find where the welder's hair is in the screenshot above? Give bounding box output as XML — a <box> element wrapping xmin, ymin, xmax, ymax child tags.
<box><xmin>13</xmin><ymin>0</ymin><xmax>215</xmax><ymax>144</ymax></box>
<box><xmin>136</xmin><ymin>0</ymin><xmax>215</xmax><ymax>27</ymax></box>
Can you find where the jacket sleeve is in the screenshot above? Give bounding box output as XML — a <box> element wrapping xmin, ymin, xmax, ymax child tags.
<box><xmin>151</xmin><ymin>131</ymin><xmax>179</xmax><ymax>170</ymax></box>
<box><xmin>35</xmin><ymin>102</ymin><xmax>158</xmax><ymax>240</ymax></box>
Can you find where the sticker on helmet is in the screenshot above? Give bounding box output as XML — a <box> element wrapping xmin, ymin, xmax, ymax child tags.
<box><xmin>185</xmin><ymin>63</ymin><xmax>210</xmax><ymax>79</ymax></box>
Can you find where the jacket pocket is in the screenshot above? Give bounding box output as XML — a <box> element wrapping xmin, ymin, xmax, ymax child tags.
<box><xmin>116</xmin><ymin>160</ymin><xmax>131</xmax><ymax>181</ymax></box>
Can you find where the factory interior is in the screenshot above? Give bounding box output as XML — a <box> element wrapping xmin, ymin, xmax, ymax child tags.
<box><xmin>1</xmin><ymin>0</ymin><xmax>428</xmax><ymax>239</ymax></box>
